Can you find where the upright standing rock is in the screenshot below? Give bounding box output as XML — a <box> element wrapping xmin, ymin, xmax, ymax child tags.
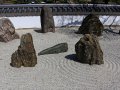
<box><xmin>0</xmin><ymin>18</ymin><xmax>19</xmax><ymax>42</ymax></box>
<box><xmin>10</xmin><ymin>33</ymin><xmax>37</xmax><ymax>68</ymax></box>
<box><xmin>41</xmin><ymin>6</ymin><xmax>55</xmax><ymax>33</ymax></box>
<box><xmin>75</xmin><ymin>34</ymin><xmax>103</xmax><ymax>65</ymax></box>
<box><xmin>77</xmin><ymin>14</ymin><xmax>104</xmax><ymax>36</ymax></box>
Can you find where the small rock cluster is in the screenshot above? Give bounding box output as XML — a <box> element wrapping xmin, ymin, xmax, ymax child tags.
<box><xmin>75</xmin><ymin>14</ymin><xmax>104</xmax><ymax>65</ymax></box>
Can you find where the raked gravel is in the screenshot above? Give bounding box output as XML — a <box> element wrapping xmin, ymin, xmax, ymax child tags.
<box><xmin>0</xmin><ymin>27</ymin><xmax>120</xmax><ymax>90</ymax></box>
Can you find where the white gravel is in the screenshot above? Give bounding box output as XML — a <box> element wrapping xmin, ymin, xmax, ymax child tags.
<box><xmin>0</xmin><ymin>27</ymin><xmax>120</xmax><ymax>90</ymax></box>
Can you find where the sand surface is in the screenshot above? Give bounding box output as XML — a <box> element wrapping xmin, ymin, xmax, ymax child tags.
<box><xmin>0</xmin><ymin>27</ymin><xmax>120</xmax><ymax>90</ymax></box>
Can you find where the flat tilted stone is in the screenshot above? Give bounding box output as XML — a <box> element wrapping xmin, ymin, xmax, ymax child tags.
<box><xmin>75</xmin><ymin>34</ymin><xmax>103</xmax><ymax>65</ymax></box>
<box><xmin>77</xmin><ymin>14</ymin><xmax>104</xmax><ymax>36</ymax></box>
<box><xmin>38</xmin><ymin>43</ymin><xmax>68</xmax><ymax>55</ymax></box>
<box><xmin>0</xmin><ymin>18</ymin><xmax>19</xmax><ymax>42</ymax></box>
<box><xmin>41</xmin><ymin>6</ymin><xmax>55</xmax><ymax>33</ymax></box>
<box><xmin>10</xmin><ymin>33</ymin><xmax>37</xmax><ymax>68</ymax></box>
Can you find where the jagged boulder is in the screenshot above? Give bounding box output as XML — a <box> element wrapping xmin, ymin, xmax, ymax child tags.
<box><xmin>38</xmin><ymin>43</ymin><xmax>68</xmax><ymax>55</ymax></box>
<box><xmin>10</xmin><ymin>33</ymin><xmax>37</xmax><ymax>68</ymax></box>
<box><xmin>41</xmin><ymin>6</ymin><xmax>55</xmax><ymax>33</ymax></box>
<box><xmin>77</xmin><ymin>14</ymin><xmax>104</xmax><ymax>36</ymax></box>
<box><xmin>75</xmin><ymin>34</ymin><xmax>103</xmax><ymax>65</ymax></box>
<box><xmin>0</xmin><ymin>18</ymin><xmax>19</xmax><ymax>42</ymax></box>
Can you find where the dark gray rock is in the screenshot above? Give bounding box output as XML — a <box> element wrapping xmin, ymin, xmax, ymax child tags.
<box><xmin>77</xmin><ymin>14</ymin><xmax>104</xmax><ymax>36</ymax></box>
<box><xmin>10</xmin><ymin>33</ymin><xmax>37</xmax><ymax>68</ymax></box>
<box><xmin>75</xmin><ymin>34</ymin><xmax>103</xmax><ymax>65</ymax></box>
<box><xmin>0</xmin><ymin>18</ymin><xmax>19</xmax><ymax>42</ymax></box>
<box><xmin>41</xmin><ymin>6</ymin><xmax>55</xmax><ymax>33</ymax></box>
<box><xmin>38</xmin><ymin>43</ymin><xmax>68</xmax><ymax>55</ymax></box>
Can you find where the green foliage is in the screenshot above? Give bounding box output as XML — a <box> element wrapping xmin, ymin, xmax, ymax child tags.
<box><xmin>11</xmin><ymin>0</ymin><xmax>28</xmax><ymax>4</ymax></box>
<box><xmin>11</xmin><ymin>0</ymin><xmax>18</xmax><ymax>4</ymax></box>
<box><xmin>46</xmin><ymin>0</ymin><xmax>54</xmax><ymax>3</ymax></box>
<box><xmin>110</xmin><ymin>0</ymin><xmax>120</xmax><ymax>3</ymax></box>
<box><xmin>36</xmin><ymin>0</ymin><xmax>43</xmax><ymax>3</ymax></box>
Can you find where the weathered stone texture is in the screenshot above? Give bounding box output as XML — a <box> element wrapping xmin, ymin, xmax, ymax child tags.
<box><xmin>41</xmin><ymin>6</ymin><xmax>55</xmax><ymax>33</ymax></box>
<box><xmin>10</xmin><ymin>33</ymin><xmax>37</xmax><ymax>68</ymax></box>
<box><xmin>75</xmin><ymin>34</ymin><xmax>103</xmax><ymax>65</ymax></box>
<box><xmin>0</xmin><ymin>18</ymin><xmax>19</xmax><ymax>42</ymax></box>
<box><xmin>38</xmin><ymin>43</ymin><xmax>68</xmax><ymax>55</ymax></box>
<box><xmin>77</xmin><ymin>14</ymin><xmax>104</xmax><ymax>36</ymax></box>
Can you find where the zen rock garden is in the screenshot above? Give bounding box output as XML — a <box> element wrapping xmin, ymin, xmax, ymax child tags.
<box><xmin>41</xmin><ymin>12</ymin><xmax>104</xmax><ymax>65</ymax></box>
<box><xmin>0</xmin><ymin>7</ymin><xmax>104</xmax><ymax>67</ymax></box>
